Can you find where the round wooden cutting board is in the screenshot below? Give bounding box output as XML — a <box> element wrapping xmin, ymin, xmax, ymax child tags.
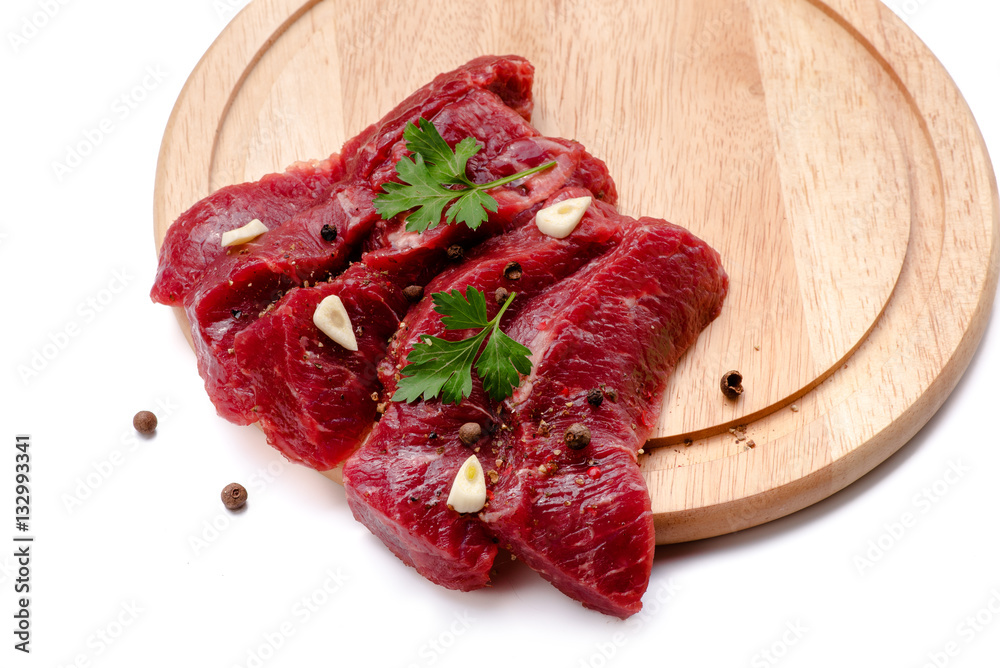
<box><xmin>153</xmin><ymin>0</ymin><xmax>998</xmax><ymax>543</ymax></box>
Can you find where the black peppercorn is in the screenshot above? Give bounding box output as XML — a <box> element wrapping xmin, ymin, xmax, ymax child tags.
<box><xmin>133</xmin><ymin>411</ymin><xmax>157</xmax><ymax>434</ymax></box>
<box><xmin>458</xmin><ymin>422</ymin><xmax>482</xmax><ymax>446</ymax></box>
<box><xmin>446</xmin><ymin>245</ymin><xmax>464</xmax><ymax>261</ymax></box>
<box><xmin>494</xmin><ymin>287</ymin><xmax>510</xmax><ymax>306</ymax></box>
<box><xmin>721</xmin><ymin>370</ymin><xmax>744</xmax><ymax>399</ymax></box>
<box><xmin>586</xmin><ymin>388</ymin><xmax>604</xmax><ymax>408</ymax></box>
<box><xmin>222</xmin><ymin>483</ymin><xmax>248</xmax><ymax>510</ymax></box>
<box><xmin>402</xmin><ymin>285</ymin><xmax>424</xmax><ymax>303</ymax></box>
<box><xmin>503</xmin><ymin>261</ymin><xmax>523</xmax><ymax>281</ymax></box>
<box><xmin>320</xmin><ymin>224</ymin><xmax>337</xmax><ymax>242</ymax></box>
<box><xmin>564</xmin><ymin>423</ymin><xmax>591</xmax><ymax>450</ymax></box>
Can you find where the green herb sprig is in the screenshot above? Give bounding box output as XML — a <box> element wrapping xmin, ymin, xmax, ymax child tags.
<box><xmin>373</xmin><ymin>118</ymin><xmax>557</xmax><ymax>233</ymax></box>
<box><xmin>392</xmin><ymin>287</ymin><xmax>532</xmax><ymax>404</ymax></box>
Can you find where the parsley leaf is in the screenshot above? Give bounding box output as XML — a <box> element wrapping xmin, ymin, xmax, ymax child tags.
<box><xmin>373</xmin><ymin>118</ymin><xmax>557</xmax><ymax>233</ymax></box>
<box><xmin>391</xmin><ymin>332</ymin><xmax>485</xmax><ymax>405</ymax></box>
<box><xmin>376</xmin><ymin>154</ymin><xmax>461</xmax><ymax>232</ymax></box>
<box><xmin>476</xmin><ymin>328</ymin><xmax>533</xmax><ymax>402</ymax></box>
<box><xmin>434</xmin><ymin>284</ymin><xmax>489</xmax><ymax>330</ymax></box>
<box><xmin>392</xmin><ymin>288</ymin><xmax>532</xmax><ymax>404</ymax></box>
<box><xmin>402</xmin><ymin>119</ymin><xmax>479</xmax><ymax>187</ymax></box>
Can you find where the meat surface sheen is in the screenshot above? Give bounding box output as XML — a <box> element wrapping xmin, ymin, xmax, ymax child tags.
<box><xmin>482</xmin><ymin>219</ymin><xmax>728</xmax><ymax>618</ymax></box>
<box><xmin>233</xmin><ymin>263</ymin><xmax>409</xmax><ymax>469</ymax></box>
<box><xmin>342</xmin><ymin>190</ymin><xmax>627</xmax><ymax>590</ymax></box>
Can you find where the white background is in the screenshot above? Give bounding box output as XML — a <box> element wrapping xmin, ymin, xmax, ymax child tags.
<box><xmin>2</xmin><ymin>1</ymin><xmax>998</xmax><ymax>666</ymax></box>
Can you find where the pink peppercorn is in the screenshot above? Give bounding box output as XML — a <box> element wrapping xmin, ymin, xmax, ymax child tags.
<box><xmin>587</xmin><ymin>466</ymin><xmax>601</xmax><ymax>479</ymax></box>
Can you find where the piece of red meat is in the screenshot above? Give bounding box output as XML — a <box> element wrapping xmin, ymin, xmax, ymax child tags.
<box><xmin>362</xmin><ymin>133</ymin><xmax>617</xmax><ymax>281</ymax></box>
<box><xmin>233</xmin><ymin>263</ymin><xmax>409</xmax><ymax>469</ymax></box>
<box><xmin>342</xmin><ymin>190</ymin><xmax>626</xmax><ymax>590</ymax></box>
<box><xmin>338</xmin><ymin>55</ymin><xmax>536</xmax><ymax>180</ymax></box>
<box><xmin>183</xmin><ymin>184</ymin><xmax>380</xmax><ymax>423</ymax></box>
<box><xmin>481</xmin><ymin>219</ymin><xmax>728</xmax><ymax>618</ymax></box>
<box><xmin>151</xmin><ymin>157</ymin><xmax>344</xmax><ymax>305</ymax></box>
<box><xmin>360</xmin><ymin>84</ymin><xmax>617</xmax><ymax>281</ymax></box>
<box><xmin>344</xmin><ymin>388</ymin><xmax>500</xmax><ymax>591</ymax></box>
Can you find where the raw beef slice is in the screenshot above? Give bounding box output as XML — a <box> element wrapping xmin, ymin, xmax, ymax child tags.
<box><xmin>482</xmin><ymin>219</ymin><xmax>728</xmax><ymax>618</ymax></box>
<box><xmin>234</xmin><ymin>263</ymin><xmax>409</xmax><ymax>469</ymax></box>
<box><xmin>151</xmin><ymin>156</ymin><xmax>344</xmax><ymax>305</ymax></box>
<box><xmin>184</xmin><ymin>183</ymin><xmax>381</xmax><ymax>423</ymax></box>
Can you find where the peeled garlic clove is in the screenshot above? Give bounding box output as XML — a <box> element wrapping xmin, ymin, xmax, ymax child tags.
<box><xmin>534</xmin><ymin>196</ymin><xmax>592</xmax><ymax>239</ymax></box>
<box><xmin>447</xmin><ymin>455</ymin><xmax>487</xmax><ymax>514</ymax></box>
<box><xmin>312</xmin><ymin>295</ymin><xmax>358</xmax><ymax>351</ymax></box>
<box><xmin>221</xmin><ymin>218</ymin><xmax>269</xmax><ymax>247</ymax></box>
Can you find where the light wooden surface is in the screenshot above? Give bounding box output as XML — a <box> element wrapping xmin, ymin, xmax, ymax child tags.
<box><xmin>153</xmin><ymin>0</ymin><xmax>998</xmax><ymax>543</ymax></box>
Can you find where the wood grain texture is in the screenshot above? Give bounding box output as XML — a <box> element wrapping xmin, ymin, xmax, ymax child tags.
<box><xmin>153</xmin><ymin>0</ymin><xmax>998</xmax><ymax>543</ymax></box>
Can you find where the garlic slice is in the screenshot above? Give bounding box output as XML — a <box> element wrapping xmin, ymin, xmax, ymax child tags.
<box><xmin>447</xmin><ymin>455</ymin><xmax>487</xmax><ymax>514</ymax></box>
<box><xmin>312</xmin><ymin>295</ymin><xmax>358</xmax><ymax>351</ymax></box>
<box><xmin>221</xmin><ymin>218</ymin><xmax>269</xmax><ymax>247</ymax></box>
<box><xmin>534</xmin><ymin>196</ymin><xmax>592</xmax><ymax>238</ymax></box>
